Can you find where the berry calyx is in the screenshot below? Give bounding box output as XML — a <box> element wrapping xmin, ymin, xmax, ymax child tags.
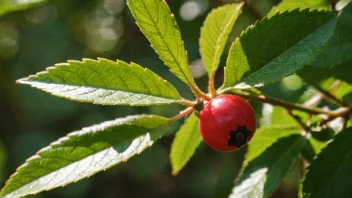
<box><xmin>199</xmin><ymin>94</ymin><xmax>256</xmax><ymax>152</ymax></box>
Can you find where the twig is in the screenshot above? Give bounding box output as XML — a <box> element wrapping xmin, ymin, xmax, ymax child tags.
<box><xmin>286</xmin><ymin>109</ymin><xmax>310</xmax><ymax>136</ymax></box>
<box><xmin>314</xmin><ymin>85</ymin><xmax>349</xmax><ymax>107</ymax></box>
<box><xmin>228</xmin><ymin>89</ymin><xmax>343</xmax><ymax>117</ymax></box>
<box><xmin>181</xmin><ymin>99</ymin><xmax>196</xmax><ymax>107</ymax></box>
<box><xmin>303</xmin><ymin>80</ymin><xmax>342</xmax><ymax>107</ymax></box>
<box><xmin>191</xmin><ymin>85</ymin><xmax>212</xmax><ymax>101</ymax></box>
<box><xmin>170</xmin><ymin>107</ymin><xmax>194</xmax><ymax>122</ymax></box>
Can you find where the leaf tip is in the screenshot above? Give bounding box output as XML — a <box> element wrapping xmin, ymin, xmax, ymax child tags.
<box><xmin>16</xmin><ymin>78</ymin><xmax>26</xmax><ymax>84</ymax></box>
<box><xmin>171</xmin><ymin>169</ymin><xmax>179</xmax><ymax>176</ymax></box>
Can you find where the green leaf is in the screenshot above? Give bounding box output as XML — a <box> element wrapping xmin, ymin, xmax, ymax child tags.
<box><xmin>0</xmin><ymin>0</ymin><xmax>46</xmax><ymax>17</ymax></box>
<box><xmin>127</xmin><ymin>0</ymin><xmax>195</xmax><ymax>87</ymax></box>
<box><xmin>200</xmin><ymin>3</ymin><xmax>244</xmax><ymax>76</ymax></box>
<box><xmin>170</xmin><ymin>114</ymin><xmax>202</xmax><ymax>175</ymax></box>
<box><xmin>17</xmin><ymin>58</ymin><xmax>181</xmax><ymax>106</ymax></box>
<box><xmin>230</xmin><ymin>126</ymin><xmax>306</xmax><ymax>198</ymax></box>
<box><xmin>268</xmin><ymin>0</ymin><xmax>330</xmax><ymax>17</ymax></box>
<box><xmin>301</xmin><ymin>127</ymin><xmax>352</xmax><ymax>198</ymax></box>
<box><xmin>299</xmin><ymin>5</ymin><xmax>352</xmax><ymax>87</ymax></box>
<box><xmin>0</xmin><ymin>115</ymin><xmax>170</xmax><ymax>198</ymax></box>
<box><xmin>221</xmin><ymin>9</ymin><xmax>337</xmax><ymax>90</ymax></box>
<box><xmin>311</xmin><ymin>3</ymin><xmax>352</xmax><ymax>68</ymax></box>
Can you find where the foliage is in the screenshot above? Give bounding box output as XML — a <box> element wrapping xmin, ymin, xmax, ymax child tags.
<box><xmin>0</xmin><ymin>0</ymin><xmax>352</xmax><ymax>197</ymax></box>
<box><xmin>17</xmin><ymin>58</ymin><xmax>182</xmax><ymax>106</ymax></box>
<box><xmin>302</xmin><ymin>128</ymin><xmax>352</xmax><ymax>198</ymax></box>
<box><xmin>170</xmin><ymin>114</ymin><xmax>201</xmax><ymax>175</ymax></box>
<box><xmin>0</xmin><ymin>115</ymin><xmax>169</xmax><ymax>198</ymax></box>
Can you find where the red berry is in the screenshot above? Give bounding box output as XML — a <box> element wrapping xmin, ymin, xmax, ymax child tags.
<box><xmin>199</xmin><ymin>94</ymin><xmax>256</xmax><ymax>152</ymax></box>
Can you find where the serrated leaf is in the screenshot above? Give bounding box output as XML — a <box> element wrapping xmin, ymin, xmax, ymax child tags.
<box><xmin>127</xmin><ymin>0</ymin><xmax>195</xmax><ymax>87</ymax></box>
<box><xmin>0</xmin><ymin>0</ymin><xmax>46</xmax><ymax>17</ymax></box>
<box><xmin>268</xmin><ymin>0</ymin><xmax>330</xmax><ymax>17</ymax></box>
<box><xmin>230</xmin><ymin>126</ymin><xmax>305</xmax><ymax>198</ymax></box>
<box><xmin>170</xmin><ymin>114</ymin><xmax>201</xmax><ymax>175</ymax></box>
<box><xmin>301</xmin><ymin>127</ymin><xmax>352</xmax><ymax>198</ymax></box>
<box><xmin>299</xmin><ymin>5</ymin><xmax>352</xmax><ymax>85</ymax></box>
<box><xmin>200</xmin><ymin>3</ymin><xmax>244</xmax><ymax>76</ymax></box>
<box><xmin>0</xmin><ymin>115</ymin><xmax>170</xmax><ymax>198</ymax></box>
<box><xmin>310</xmin><ymin>3</ymin><xmax>352</xmax><ymax>68</ymax></box>
<box><xmin>17</xmin><ymin>58</ymin><xmax>181</xmax><ymax>106</ymax></box>
<box><xmin>221</xmin><ymin>9</ymin><xmax>337</xmax><ymax>90</ymax></box>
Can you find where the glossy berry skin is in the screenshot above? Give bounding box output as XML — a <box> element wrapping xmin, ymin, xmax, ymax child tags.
<box><xmin>199</xmin><ymin>94</ymin><xmax>256</xmax><ymax>152</ymax></box>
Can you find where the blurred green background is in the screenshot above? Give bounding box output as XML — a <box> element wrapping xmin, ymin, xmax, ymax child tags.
<box><xmin>0</xmin><ymin>0</ymin><xmax>315</xmax><ymax>197</ymax></box>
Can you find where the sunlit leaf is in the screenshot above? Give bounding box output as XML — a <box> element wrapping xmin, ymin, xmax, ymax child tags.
<box><xmin>0</xmin><ymin>115</ymin><xmax>170</xmax><ymax>198</ymax></box>
<box><xmin>200</xmin><ymin>3</ymin><xmax>244</xmax><ymax>76</ymax></box>
<box><xmin>127</xmin><ymin>0</ymin><xmax>196</xmax><ymax>88</ymax></box>
<box><xmin>268</xmin><ymin>0</ymin><xmax>330</xmax><ymax>17</ymax></box>
<box><xmin>17</xmin><ymin>58</ymin><xmax>181</xmax><ymax>106</ymax></box>
<box><xmin>170</xmin><ymin>114</ymin><xmax>201</xmax><ymax>175</ymax></box>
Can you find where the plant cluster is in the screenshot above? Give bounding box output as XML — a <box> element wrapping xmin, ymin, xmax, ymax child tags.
<box><xmin>0</xmin><ymin>0</ymin><xmax>352</xmax><ymax>197</ymax></box>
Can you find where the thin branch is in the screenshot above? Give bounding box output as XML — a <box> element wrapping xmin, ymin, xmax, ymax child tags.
<box><xmin>286</xmin><ymin>109</ymin><xmax>310</xmax><ymax>136</ymax></box>
<box><xmin>191</xmin><ymin>83</ymin><xmax>211</xmax><ymax>101</ymax></box>
<box><xmin>229</xmin><ymin>89</ymin><xmax>343</xmax><ymax>117</ymax></box>
<box><xmin>181</xmin><ymin>99</ymin><xmax>196</xmax><ymax>107</ymax></box>
<box><xmin>314</xmin><ymin>85</ymin><xmax>349</xmax><ymax>107</ymax></box>
<box><xmin>169</xmin><ymin>107</ymin><xmax>194</xmax><ymax>123</ymax></box>
<box><xmin>303</xmin><ymin>80</ymin><xmax>341</xmax><ymax>107</ymax></box>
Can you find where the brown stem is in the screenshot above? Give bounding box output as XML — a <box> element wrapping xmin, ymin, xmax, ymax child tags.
<box><xmin>314</xmin><ymin>85</ymin><xmax>350</xmax><ymax>107</ymax></box>
<box><xmin>181</xmin><ymin>99</ymin><xmax>196</xmax><ymax>107</ymax></box>
<box><xmin>170</xmin><ymin>107</ymin><xmax>194</xmax><ymax>123</ymax></box>
<box><xmin>286</xmin><ymin>109</ymin><xmax>309</xmax><ymax>136</ymax></box>
<box><xmin>228</xmin><ymin>89</ymin><xmax>342</xmax><ymax>117</ymax></box>
<box><xmin>303</xmin><ymin>80</ymin><xmax>342</xmax><ymax>107</ymax></box>
<box><xmin>191</xmin><ymin>84</ymin><xmax>211</xmax><ymax>101</ymax></box>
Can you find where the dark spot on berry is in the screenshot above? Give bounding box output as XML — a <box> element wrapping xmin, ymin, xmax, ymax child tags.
<box><xmin>228</xmin><ymin>125</ymin><xmax>252</xmax><ymax>147</ymax></box>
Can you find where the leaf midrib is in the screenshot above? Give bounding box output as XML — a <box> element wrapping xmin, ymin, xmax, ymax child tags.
<box><xmin>21</xmin><ymin>78</ymin><xmax>180</xmax><ymax>100</ymax></box>
<box><xmin>139</xmin><ymin>0</ymin><xmax>192</xmax><ymax>85</ymax></box>
<box><xmin>211</xmin><ymin>6</ymin><xmax>238</xmax><ymax>72</ymax></box>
